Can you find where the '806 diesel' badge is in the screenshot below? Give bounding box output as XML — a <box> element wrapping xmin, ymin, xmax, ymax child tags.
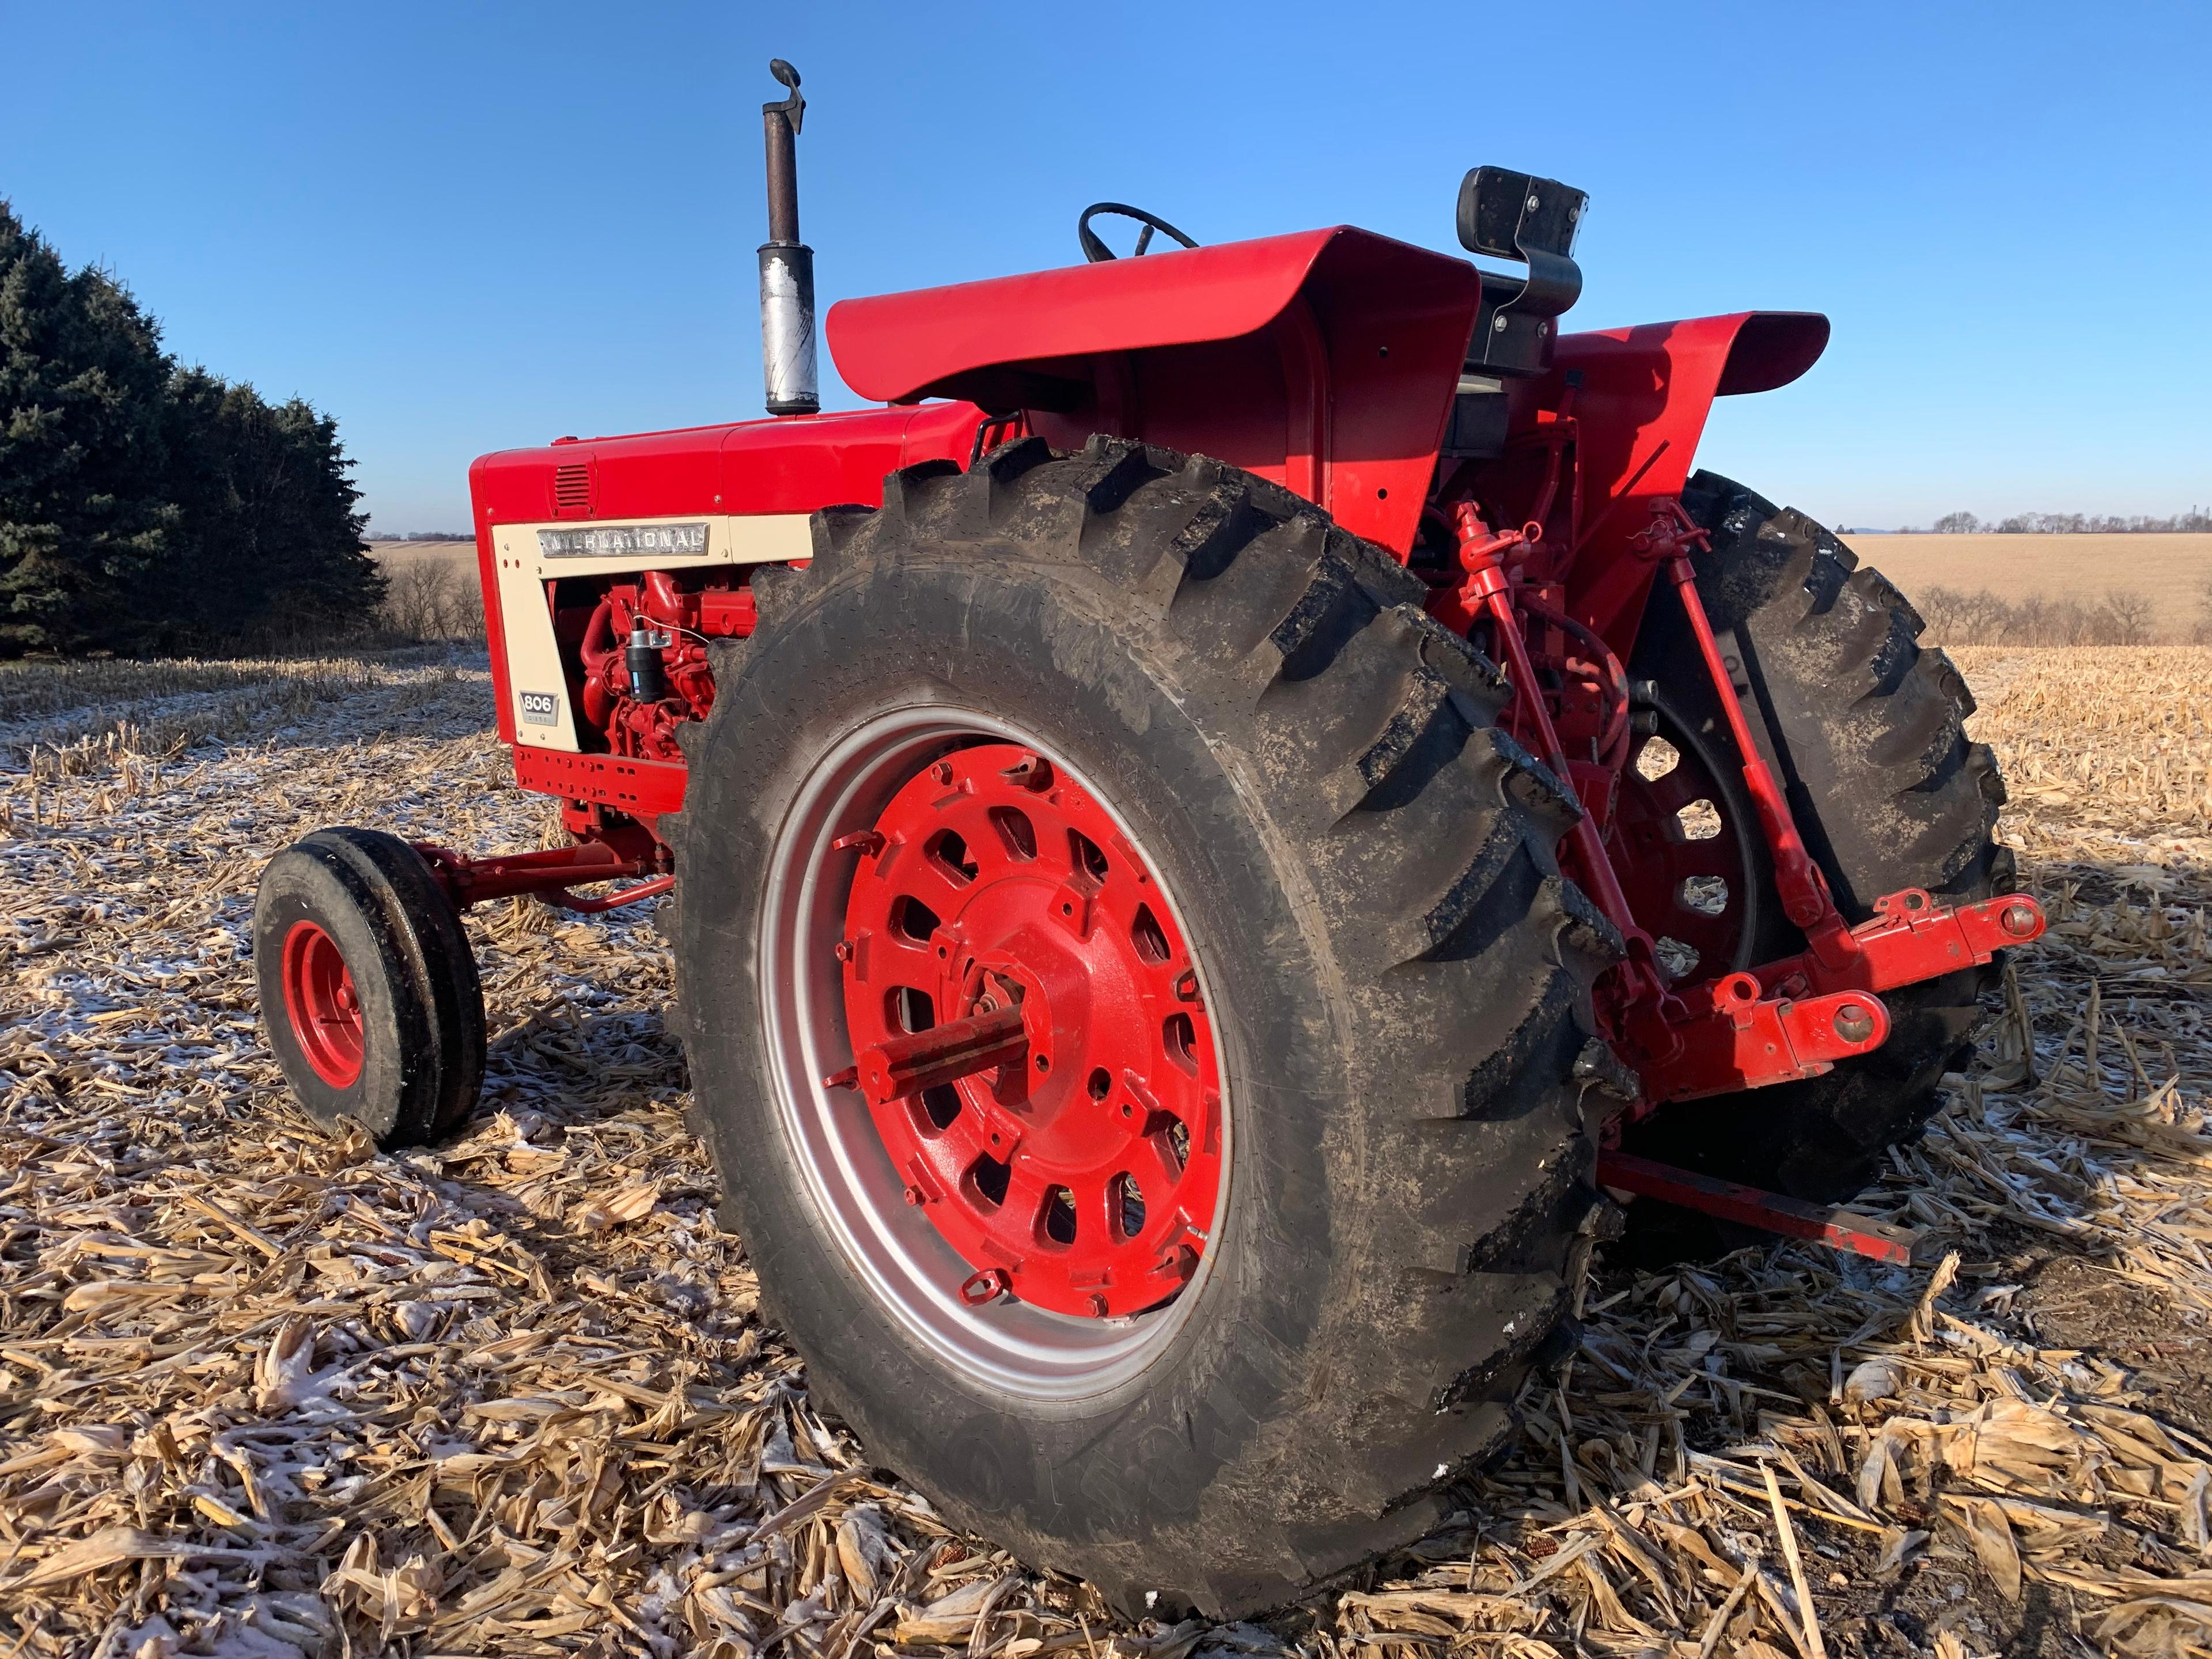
<box><xmin>518</xmin><ymin>691</ymin><xmax>559</xmax><ymax>726</ymax></box>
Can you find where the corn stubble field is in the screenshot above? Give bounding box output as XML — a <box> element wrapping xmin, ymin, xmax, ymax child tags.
<box><xmin>1</xmin><ymin>638</ymin><xmax>2209</xmax><ymax>1659</ymax></box>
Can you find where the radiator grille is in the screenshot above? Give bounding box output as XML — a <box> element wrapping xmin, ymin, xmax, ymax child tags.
<box><xmin>553</xmin><ymin>463</ymin><xmax>591</xmax><ymax>517</ymax></box>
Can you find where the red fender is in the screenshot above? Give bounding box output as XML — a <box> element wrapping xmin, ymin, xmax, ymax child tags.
<box><xmin>828</xmin><ymin>229</ymin><xmax>1352</xmax><ymax>406</ymax></box>
<box><xmin>1544</xmin><ymin>311</ymin><xmax>1830</xmax><ymax>652</ymax></box>
<box><xmin>827</xmin><ymin>228</ymin><xmax>1480</xmax><ymax>553</ymax></box>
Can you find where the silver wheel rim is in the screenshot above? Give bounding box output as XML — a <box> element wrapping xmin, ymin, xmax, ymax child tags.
<box><xmin>757</xmin><ymin>703</ymin><xmax>1234</xmax><ymax>1400</ymax></box>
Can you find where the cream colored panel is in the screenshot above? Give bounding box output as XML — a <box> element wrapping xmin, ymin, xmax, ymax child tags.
<box><xmin>492</xmin><ymin>513</ymin><xmax>811</xmax><ymax>752</ymax></box>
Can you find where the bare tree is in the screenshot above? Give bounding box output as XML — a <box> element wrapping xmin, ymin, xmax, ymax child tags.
<box><xmin>2100</xmin><ymin>590</ymin><xmax>2156</xmax><ymax>646</ymax></box>
<box><xmin>1916</xmin><ymin>585</ymin><xmax>2022</xmax><ymax>643</ymax></box>
<box><xmin>380</xmin><ymin>559</ymin><xmax>485</xmax><ymax>641</ymax></box>
<box><xmin>1917</xmin><ymin>582</ymin><xmax>2177</xmax><ymax>646</ymax></box>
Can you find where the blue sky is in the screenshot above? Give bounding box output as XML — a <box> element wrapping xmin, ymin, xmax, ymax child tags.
<box><xmin>3</xmin><ymin>1</ymin><xmax>2205</xmax><ymax>533</ymax></box>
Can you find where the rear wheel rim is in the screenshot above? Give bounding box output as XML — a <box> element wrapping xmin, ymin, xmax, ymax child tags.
<box><xmin>759</xmin><ymin>707</ymin><xmax>1232</xmax><ymax>1399</ymax></box>
<box><xmin>1609</xmin><ymin>714</ymin><xmax>1762</xmax><ymax>982</ymax></box>
<box><xmin>281</xmin><ymin>919</ymin><xmax>364</xmax><ymax>1088</ymax></box>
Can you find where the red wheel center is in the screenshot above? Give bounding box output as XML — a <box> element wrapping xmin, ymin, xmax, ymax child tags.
<box><xmin>838</xmin><ymin>744</ymin><xmax>1224</xmax><ymax>1320</ymax></box>
<box><xmin>281</xmin><ymin>919</ymin><xmax>365</xmax><ymax>1089</ymax></box>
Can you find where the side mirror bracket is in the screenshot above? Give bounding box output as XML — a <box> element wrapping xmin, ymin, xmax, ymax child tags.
<box><xmin>1457</xmin><ymin>166</ymin><xmax>1588</xmax><ymax>377</ymax></box>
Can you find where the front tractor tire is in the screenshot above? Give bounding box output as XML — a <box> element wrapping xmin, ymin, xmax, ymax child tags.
<box><xmin>671</xmin><ymin>438</ymin><xmax>1621</xmax><ymax>1615</ymax></box>
<box><xmin>253</xmin><ymin>827</ymin><xmax>486</xmax><ymax>1149</ymax></box>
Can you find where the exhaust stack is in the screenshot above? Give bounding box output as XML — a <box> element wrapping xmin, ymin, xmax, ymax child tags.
<box><xmin>759</xmin><ymin>59</ymin><xmax>818</xmax><ymax>416</ymax></box>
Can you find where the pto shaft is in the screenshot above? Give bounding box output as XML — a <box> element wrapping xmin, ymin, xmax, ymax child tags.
<box><xmin>855</xmin><ymin>1007</ymin><xmax>1029</xmax><ymax>1106</ymax></box>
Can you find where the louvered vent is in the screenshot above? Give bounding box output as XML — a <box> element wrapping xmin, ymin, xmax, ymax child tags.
<box><xmin>553</xmin><ymin>463</ymin><xmax>592</xmax><ymax>517</ymax></box>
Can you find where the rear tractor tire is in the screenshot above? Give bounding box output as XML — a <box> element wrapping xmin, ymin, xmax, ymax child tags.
<box><xmin>253</xmin><ymin>827</ymin><xmax>486</xmax><ymax>1148</ymax></box>
<box><xmin>1618</xmin><ymin>472</ymin><xmax>2010</xmax><ymax>1206</ymax></box>
<box><xmin>669</xmin><ymin>438</ymin><xmax>1623</xmax><ymax>1616</ymax></box>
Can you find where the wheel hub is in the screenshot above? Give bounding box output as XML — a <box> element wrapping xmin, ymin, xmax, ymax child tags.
<box><xmin>835</xmin><ymin>743</ymin><xmax>1223</xmax><ymax>1319</ymax></box>
<box><xmin>1609</xmin><ymin>723</ymin><xmax>1756</xmax><ymax>982</ymax></box>
<box><xmin>281</xmin><ymin>919</ymin><xmax>364</xmax><ymax>1088</ymax></box>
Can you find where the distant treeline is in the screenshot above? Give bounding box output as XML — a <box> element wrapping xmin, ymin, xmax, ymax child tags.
<box><xmin>367</xmin><ymin>531</ymin><xmax>472</xmax><ymax>543</ymax></box>
<box><xmin>1918</xmin><ymin>582</ymin><xmax>2212</xmax><ymax>646</ymax></box>
<box><xmin>1919</xmin><ymin>509</ymin><xmax>2212</xmax><ymax>535</ymax></box>
<box><xmin>0</xmin><ymin>200</ymin><xmax>381</xmax><ymax>657</ymax></box>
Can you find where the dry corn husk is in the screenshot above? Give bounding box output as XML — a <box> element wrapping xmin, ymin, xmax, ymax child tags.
<box><xmin>3</xmin><ymin>643</ymin><xmax>2210</xmax><ymax>1657</ymax></box>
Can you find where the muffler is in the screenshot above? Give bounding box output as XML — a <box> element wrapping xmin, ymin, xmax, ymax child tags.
<box><xmin>759</xmin><ymin>58</ymin><xmax>818</xmax><ymax>416</ymax></box>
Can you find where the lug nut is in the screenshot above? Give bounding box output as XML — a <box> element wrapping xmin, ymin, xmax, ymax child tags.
<box><xmin>957</xmin><ymin>1267</ymin><xmax>1012</xmax><ymax>1306</ymax></box>
<box><xmin>2001</xmin><ymin>902</ymin><xmax>2039</xmax><ymax>938</ymax></box>
<box><xmin>1088</xmin><ymin>1293</ymin><xmax>1109</xmax><ymax>1317</ymax></box>
<box><xmin>999</xmin><ymin>753</ymin><xmax>1054</xmax><ymax>792</ymax></box>
<box><xmin>902</xmin><ymin>1184</ymin><xmax>927</xmax><ymax>1206</ymax></box>
<box><xmin>1834</xmin><ymin>1004</ymin><xmax>1875</xmax><ymax>1043</ymax></box>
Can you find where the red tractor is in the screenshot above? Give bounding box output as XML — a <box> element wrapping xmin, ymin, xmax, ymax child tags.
<box><xmin>254</xmin><ymin>61</ymin><xmax>2040</xmax><ymax>1615</ymax></box>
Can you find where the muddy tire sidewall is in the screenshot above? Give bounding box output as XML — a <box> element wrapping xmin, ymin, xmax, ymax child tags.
<box><xmin>680</xmin><ymin>555</ymin><xmax>1347</xmax><ymax>1609</ymax></box>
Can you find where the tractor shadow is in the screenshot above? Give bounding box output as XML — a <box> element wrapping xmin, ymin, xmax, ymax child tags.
<box><xmin>475</xmin><ymin>1001</ymin><xmax>691</xmax><ymax>1130</ymax></box>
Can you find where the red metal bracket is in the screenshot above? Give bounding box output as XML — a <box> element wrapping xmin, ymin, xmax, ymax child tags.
<box><xmin>412</xmin><ymin>842</ymin><xmax>671</xmax><ymax>914</ymax></box>
<box><xmin>1781</xmin><ymin>888</ymin><xmax>2046</xmax><ymax>998</ymax></box>
<box><xmin>1638</xmin><ymin>973</ymin><xmax>1889</xmax><ymax>1103</ymax></box>
<box><xmin>1649</xmin><ymin>503</ymin><xmax>1861</xmax><ymax>972</ymax></box>
<box><xmin>541</xmin><ymin>874</ymin><xmax>674</xmax><ymax>914</ymax></box>
<box><xmin>1596</xmin><ymin>1150</ymin><xmax>1930</xmax><ymax>1267</ymax></box>
<box><xmin>1438</xmin><ymin>503</ymin><xmax>1676</xmax><ymax>1012</ymax></box>
<box><xmin>510</xmin><ymin>745</ymin><xmax>687</xmax><ymax>820</ymax></box>
<box><xmin>1423</xmin><ymin>510</ymin><xmax>1535</xmax><ymax>636</ymax></box>
<box><xmin>1633</xmin><ymin>888</ymin><xmax>2042</xmax><ymax>1104</ymax></box>
<box><xmin>1417</xmin><ymin>498</ymin><xmax>2048</xmax><ymax>1123</ymax></box>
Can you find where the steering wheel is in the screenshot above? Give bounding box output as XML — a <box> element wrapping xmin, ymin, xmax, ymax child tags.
<box><xmin>1078</xmin><ymin>202</ymin><xmax>1200</xmax><ymax>263</ymax></box>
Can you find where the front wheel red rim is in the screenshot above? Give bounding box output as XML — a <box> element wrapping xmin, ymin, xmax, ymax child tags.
<box><xmin>281</xmin><ymin>919</ymin><xmax>364</xmax><ymax>1088</ymax></box>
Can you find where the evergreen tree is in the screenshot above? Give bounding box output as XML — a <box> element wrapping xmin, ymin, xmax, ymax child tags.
<box><xmin>1</xmin><ymin>199</ymin><xmax>385</xmax><ymax>656</ymax></box>
<box><xmin>0</xmin><ymin>199</ymin><xmax>176</xmax><ymax>653</ymax></box>
<box><xmin>154</xmin><ymin>368</ymin><xmax>382</xmax><ymax>649</ymax></box>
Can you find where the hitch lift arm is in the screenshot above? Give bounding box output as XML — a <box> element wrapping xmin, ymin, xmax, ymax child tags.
<box><xmin>1437</xmin><ymin>500</ymin><xmax>2047</xmax><ymax>1267</ymax></box>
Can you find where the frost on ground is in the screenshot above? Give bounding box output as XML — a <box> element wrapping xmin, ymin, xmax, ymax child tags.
<box><xmin>1</xmin><ymin>645</ymin><xmax>2209</xmax><ymax>1659</ymax></box>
